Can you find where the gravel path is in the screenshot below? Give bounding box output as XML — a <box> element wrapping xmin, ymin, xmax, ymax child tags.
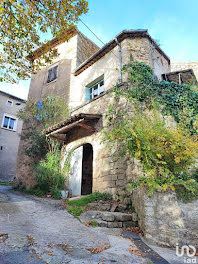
<box><xmin>0</xmin><ymin>186</ymin><xmax>148</xmax><ymax>264</ymax></box>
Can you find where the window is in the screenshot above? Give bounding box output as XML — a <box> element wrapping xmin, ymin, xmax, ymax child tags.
<box><xmin>85</xmin><ymin>79</ymin><xmax>104</xmax><ymax>101</ymax></box>
<box><xmin>7</xmin><ymin>100</ymin><xmax>13</xmax><ymax>106</ymax></box>
<box><xmin>47</xmin><ymin>65</ymin><xmax>58</xmax><ymax>83</ymax></box>
<box><xmin>1</xmin><ymin>114</ymin><xmax>17</xmax><ymax>131</ymax></box>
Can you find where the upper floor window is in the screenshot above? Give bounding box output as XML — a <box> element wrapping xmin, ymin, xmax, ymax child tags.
<box><xmin>7</xmin><ymin>100</ymin><xmax>13</xmax><ymax>106</ymax></box>
<box><xmin>85</xmin><ymin>78</ymin><xmax>104</xmax><ymax>101</ymax></box>
<box><xmin>1</xmin><ymin>114</ymin><xmax>17</xmax><ymax>131</ymax></box>
<box><xmin>47</xmin><ymin>65</ymin><xmax>58</xmax><ymax>83</ymax></box>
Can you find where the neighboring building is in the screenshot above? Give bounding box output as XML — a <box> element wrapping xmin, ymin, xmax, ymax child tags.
<box><xmin>0</xmin><ymin>91</ymin><xmax>26</xmax><ymax>181</ymax></box>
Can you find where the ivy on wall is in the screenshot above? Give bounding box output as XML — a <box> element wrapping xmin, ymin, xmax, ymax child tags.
<box><xmin>103</xmin><ymin>57</ymin><xmax>198</xmax><ymax>201</ymax></box>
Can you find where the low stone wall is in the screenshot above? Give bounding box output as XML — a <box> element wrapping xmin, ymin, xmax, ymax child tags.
<box><xmin>80</xmin><ymin>211</ymin><xmax>138</xmax><ymax>228</ymax></box>
<box><xmin>132</xmin><ymin>189</ymin><xmax>198</xmax><ymax>248</ymax></box>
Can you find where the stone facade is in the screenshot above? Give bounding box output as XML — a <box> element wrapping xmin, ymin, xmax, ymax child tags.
<box><xmin>14</xmin><ymin>29</ymin><xmax>198</xmax><ymax>248</ymax></box>
<box><xmin>132</xmin><ymin>189</ymin><xmax>198</xmax><ymax>248</ymax></box>
<box><xmin>0</xmin><ymin>91</ymin><xmax>25</xmax><ymax>181</ymax></box>
<box><xmin>171</xmin><ymin>62</ymin><xmax>198</xmax><ymax>80</ymax></box>
<box><xmin>16</xmin><ymin>31</ymin><xmax>99</xmax><ymax>188</ymax></box>
<box><xmin>70</xmin><ymin>37</ymin><xmax>170</xmax><ymax>109</ymax></box>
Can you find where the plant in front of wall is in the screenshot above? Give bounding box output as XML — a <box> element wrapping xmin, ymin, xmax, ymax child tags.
<box><xmin>18</xmin><ymin>95</ymin><xmax>70</xmax><ymax>197</ymax></box>
<box><xmin>120</xmin><ymin>56</ymin><xmax>198</xmax><ymax>135</ymax></box>
<box><xmin>103</xmin><ymin>58</ymin><xmax>198</xmax><ymax>201</ymax></box>
<box><xmin>33</xmin><ymin>150</ymin><xmax>66</xmax><ymax>198</ymax></box>
<box><xmin>104</xmin><ymin>105</ymin><xmax>198</xmax><ymax>197</ymax></box>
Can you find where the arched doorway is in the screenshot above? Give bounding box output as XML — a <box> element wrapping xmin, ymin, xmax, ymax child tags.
<box><xmin>68</xmin><ymin>143</ymin><xmax>93</xmax><ymax>196</ymax></box>
<box><xmin>81</xmin><ymin>144</ymin><xmax>93</xmax><ymax>195</ymax></box>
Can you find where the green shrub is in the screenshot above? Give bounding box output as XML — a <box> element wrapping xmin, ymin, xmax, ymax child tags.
<box><xmin>0</xmin><ymin>181</ymin><xmax>12</xmax><ymax>186</ymax></box>
<box><xmin>67</xmin><ymin>192</ymin><xmax>112</xmax><ymax>206</ymax></box>
<box><xmin>50</xmin><ymin>187</ymin><xmax>62</xmax><ymax>199</ymax></box>
<box><xmin>65</xmin><ymin>192</ymin><xmax>112</xmax><ymax>217</ymax></box>
<box><xmin>67</xmin><ymin>206</ymin><xmax>83</xmax><ymax>217</ymax></box>
<box><xmin>103</xmin><ymin>58</ymin><xmax>198</xmax><ymax>200</ymax></box>
<box><xmin>23</xmin><ymin>188</ymin><xmax>46</xmax><ymax>196</ymax></box>
<box><xmin>104</xmin><ymin>105</ymin><xmax>198</xmax><ymax>196</ymax></box>
<box><xmin>120</xmin><ymin>58</ymin><xmax>198</xmax><ymax>135</ymax></box>
<box><xmin>33</xmin><ymin>151</ymin><xmax>66</xmax><ymax>193</ymax></box>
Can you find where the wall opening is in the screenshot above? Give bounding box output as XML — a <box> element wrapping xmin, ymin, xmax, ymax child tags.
<box><xmin>81</xmin><ymin>143</ymin><xmax>93</xmax><ymax>195</ymax></box>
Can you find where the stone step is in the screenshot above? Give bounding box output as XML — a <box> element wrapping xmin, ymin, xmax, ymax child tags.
<box><xmin>82</xmin><ymin>210</ymin><xmax>139</xmax><ymax>228</ymax></box>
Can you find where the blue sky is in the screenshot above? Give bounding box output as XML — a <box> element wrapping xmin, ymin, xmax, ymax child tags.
<box><xmin>1</xmin><ymin>0</ymin><xmax>197</xmax><ymax>99</ymax></box>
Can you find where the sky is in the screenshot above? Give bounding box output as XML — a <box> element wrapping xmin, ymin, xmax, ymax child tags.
<box><xmin>0</xmin><ymin>0</ymin><xmax>197</xmax><ymax>100</ymax></box>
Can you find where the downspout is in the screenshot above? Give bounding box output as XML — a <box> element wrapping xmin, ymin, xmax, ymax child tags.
<box><xmin>115</xmin><ymin>37</ymin><xmax>123</xmax><ymax>83</ymax></box>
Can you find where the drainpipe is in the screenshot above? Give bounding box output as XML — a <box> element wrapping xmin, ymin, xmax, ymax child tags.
<box><xmin>115</xmin><ymin>37</ymin><xmax>123</xmax><ymax>83</ymax></box>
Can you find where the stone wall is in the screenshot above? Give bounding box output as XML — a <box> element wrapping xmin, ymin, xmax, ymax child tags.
<box><xmin>15</xmin><ymin>32</ymin><xmax>99</xmax><ymax>188</ymax></box>
<box><xmin>132</xmin><ymin>189</ymin><xmax>198</xmax><ymax>248</ymax></box>
<box><xmin>69</xmin><ymin>89</ymin><xmax>198</xmax><ymax>248</ymax></box>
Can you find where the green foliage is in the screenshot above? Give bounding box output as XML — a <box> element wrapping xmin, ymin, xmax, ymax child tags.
<box><xmin>120</xmin><ymin>57</ymin><xmax>198</xmax><ymax>135</ymax></box>
<box><xmin>65</xmin><ymin>192</ymin><xmax>112</xmax><ymax>216</ymax></box>
<box><xmin>0</xmin><ymin>181</ymin><xmax>12</xmax><ymax>186</ymax></box>
<box><xmin>0</xmin><ymin>1</ymin><xmax>88</xmax><ymax>82</ymax></box>
<box><xmin>67</xmin><ymin>192</ymin><xmax>112</xmax><ymax>206</ymax></box>
<box><xmin>175</xmin><ymin>168</ymin><xmax>198</xmax><ymax>202</ymax></box>
<box><xmin>49</xmin><ymin>187</ymin><xmax>62</xmax><ymax>199</ymax></box>
<box><xmin>18</xmin><ymin>95</ymin><xmax>69</xmax><ymax>129</ymax></box>
<box><xmin>88</xmin><ymin>220</ymin><xmax>99</xmax><ymax>227</ymax></box>
<box><xmin>18</xmin><ymin>95</ymin><xmax>69</xmax><ymax>159</ymax></box>
<box><xmin>33</xmin><ymin>151</ymin><xmax>66</xmax><ymax>193</ymax></box>
<box><xmin>103</xmin><ymin>58</ymin><xmax>198</xmax><ymax>200</ymax></box>
<box><xmin>104</xmin><ymin>107</ymin><xmax>198</xmax><ymax>195</ymax></box>
<box><xmin>23</xmin><ymin>188</ymin><xmax>46</xmax><ymax>197</ymax></box>
<box><xmin>67</xmin><ymin>206</ymin><xmax>84</xmax><ymax>217</ymax></box>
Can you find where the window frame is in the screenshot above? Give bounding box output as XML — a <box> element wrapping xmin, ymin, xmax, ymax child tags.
<box><xmin>46</xmin><ymin>64</ymin><xmax>59</xmax><ymax>84</ymax></box>
<box><xmin>7</xmin><ymin>100</ymin><xmax>13</xmax><ymax>107</ymax></box>
<box><xmin>1</xmin><ymin>113</ymin><xmax>18</xmax><ymax>132</ymax></box>
<box><xmin>86</xmin><ymin>78</ymin><xmax>104</xmax><ymax>101</ymax></box>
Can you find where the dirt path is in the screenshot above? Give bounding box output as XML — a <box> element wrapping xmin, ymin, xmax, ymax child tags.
<box><xmin>0</xmin><ymin>186</ymin><xmax>148</xmax><ymax>264</ymax></box>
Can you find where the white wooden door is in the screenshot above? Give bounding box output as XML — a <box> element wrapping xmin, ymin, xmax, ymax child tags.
<box><xmin>68</xmin><ymin>146</ymin><xmax>83</xmax><ymax>196</ymax></box>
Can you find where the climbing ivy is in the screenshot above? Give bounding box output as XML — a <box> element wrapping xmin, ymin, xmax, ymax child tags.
<box><xmin>121</xmin><ymin>57</ymin><xmax>198</xmax><ymax>134</ymax></box>
<box><xmin>103</xmin><ymin>58</ymin><xmax>198</xmax><ymax>200</ymax></box>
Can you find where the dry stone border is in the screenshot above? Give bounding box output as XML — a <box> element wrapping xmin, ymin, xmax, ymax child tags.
<box><xmin>80</xmin><ymin>210</ymin><xmax>138</xmax><ymax>228</ymax></box>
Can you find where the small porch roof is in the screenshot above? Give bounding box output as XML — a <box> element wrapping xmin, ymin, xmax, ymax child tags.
<box><xmin>45</xmin><ymin>113</ymin><xmax>102</xmax><ymax>142</ymax></box>
<box><xmin>162</xmin><ymin>69</ymin><xmax>197</xmax><ymax>84</ymax></box>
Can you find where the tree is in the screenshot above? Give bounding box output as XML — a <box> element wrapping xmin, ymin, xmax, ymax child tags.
<box><xmin>0</xmin><ymin>0</ymin><xmax>88</xmax><ymax>82</ymax></box>
<box><xmin>18</xmin><ymin>95</ymin><xmax>69</xmax><ymax>159</ymax></box>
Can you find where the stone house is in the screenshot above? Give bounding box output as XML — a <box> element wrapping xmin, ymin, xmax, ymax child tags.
<box><xmin>16</xmin><ymin>28</ymin><xmax>198</xmax><ymax>248</ymax></box>
<box><xmin>16</xmin><ymin>28</ymin><xmax>171</xmax><ymax>189</ymax></box>
<box><xmin>0</xmin><ymin>91</ymin><xmax>26</xmax><ymax>181</ymax></box>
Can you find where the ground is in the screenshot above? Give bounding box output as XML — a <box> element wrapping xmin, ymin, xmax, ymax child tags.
<box><xmin>1</xmin><ymin>185</ymin><xmax>195</xmax><ymax>264</ymax></box>
<box><xmin>0</xmin><ymin>186</ymin><xmax>149</xmax><ymax>264</ymax></box>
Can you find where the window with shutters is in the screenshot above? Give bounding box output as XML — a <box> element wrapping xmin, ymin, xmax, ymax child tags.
<box><xmin>1</xmin><ymin>114</ymin><xmax>18</xmax><ymax>131</ymax></box>
<box><xmin>47</xmin><ymin>65</ymin><xmax>58</xmax><ymax>83</ymax></box>
<box><xmin>85</xmin><ymin>78</ymin><xmax>104</xmax><ymax>102</ymax></box>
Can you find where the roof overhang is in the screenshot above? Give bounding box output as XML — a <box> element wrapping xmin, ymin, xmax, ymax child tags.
<box><xmin>27</xmin><ymin>26</ymin><xmax>77</xmax><ymax>62</ymax></box>
<box><xmin>45</xmin><ymin>113</ymin><xmax>102</xmax><ymax>142</ymax></box>
<box><xmin>162</xmin><ymin>69</ymin><xmax>197</xmax><ymax>84</ymax></box>
<box><xmin>74</xmin><ymin>29</ymin><xmax>170</xmax><ymax>76</ymax></box>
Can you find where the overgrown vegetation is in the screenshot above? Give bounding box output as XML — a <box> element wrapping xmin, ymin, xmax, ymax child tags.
<box><xmin>18</xmin><ymin>95</ymin><xmax>69</xmax><ymax>198</ymax></box>
<box><xmin>65</xmin><ymin>192</ymin><xmax>112</xmax><ymax>216</ymax></box>
<box><xmin>0</xmin><ymin>181</ymin><xmax>12</xmax><ymax>186</ymax></box>
<box><xmin>103</xmin><ymin>57</ymin><xmax>198</xmax><ymax>201</ymax></box>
